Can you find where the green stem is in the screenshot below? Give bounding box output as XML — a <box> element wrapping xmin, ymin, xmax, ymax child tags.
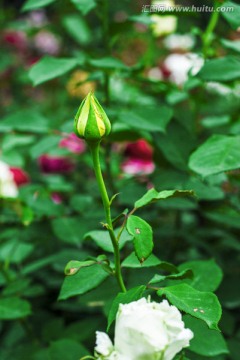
<box><xmin>102</xmin><ymin>0</ymin><xmax>110</xmax><ymax>53</ymax></box>
<box><xmin>102</xmin><ymin>0</ymin><xmax>110</xmax><ymax>106</ymax></box>
<box><xmin>89</xmin><ymin>141</ymin><xmax>126</xmax><ymax>292</ymax></box>
<box><xmin>202</xmin><ymin>1</ymin><xmax>220</xmax><ymax>57</ymax></box>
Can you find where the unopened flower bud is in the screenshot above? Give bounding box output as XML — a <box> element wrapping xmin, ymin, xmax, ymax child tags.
<box><xmin>74</xmin><ymin>92</ymin><xmax>111</xmax><ymax>142</ymax></box>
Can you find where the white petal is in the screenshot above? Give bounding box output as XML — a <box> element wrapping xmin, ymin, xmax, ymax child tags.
<box><xmin>95</xmin><ymin>331</ymin><xmax>114</xmax><ymax>356</ymax></box>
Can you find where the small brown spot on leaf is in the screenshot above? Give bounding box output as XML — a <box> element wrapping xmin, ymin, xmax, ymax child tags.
<box><xmin>135</xmin><ymin>228</ymin><xmax>141</xmax><ymax>234</ymax></box>
<box><xmin>69</xmin><ymin>268</ymin><xmax>76</xmax><ymax>275</ymax></box>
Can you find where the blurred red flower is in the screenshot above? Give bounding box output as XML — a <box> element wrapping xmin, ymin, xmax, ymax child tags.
<box><xmin>9</xmin><ymin>167</ymin><xmax>29</xmax><ymax>186</ymax></box>
<box><xmin>122</xmin><ymin>139</ymin><xmax>155</xmax><ymax>175</ymax></box>
<box><xmin>3</xmin><ymin>31</ymin><xmax>28</xmax><ymax>51</ymax></box>
<box><xmin>38</xmin><ymin>155</ymin><xmax>75</xmax><ymax>174</ymax></box>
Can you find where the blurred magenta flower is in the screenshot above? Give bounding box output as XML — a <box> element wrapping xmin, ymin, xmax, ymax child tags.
<box><xmin>121</xmin><ymin>139</ymin><xmax>155</xmax><ymax>175</ymax></box>
<box><xmin>59</xmin><ymin>133</ymin><xmax>86</xmax><ymax>154</ymax></box>
<box><xmin>9</xmin><ymin>167</ymin><xmax>29</xmax><ymax>187</ymax></box>
<box><xmin>39</xmin><ymin>155</ymin><xmax>75</xmax><ymax>174</ymax></box>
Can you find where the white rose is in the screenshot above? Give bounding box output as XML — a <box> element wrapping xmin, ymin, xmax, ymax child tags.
<box><xmin>95</xmin><ymin>298</ymin><xmax>193</xmax><ymax>360</ymax></box>
<box><xmin>0</xmin><ymin>161</ymin><xmax>18</xmax><ymax>198</ymax></box>
<box><xmin>164</xmin><ymin>53</ymin><xmax>204</xmax><ymax>85</ymax></box>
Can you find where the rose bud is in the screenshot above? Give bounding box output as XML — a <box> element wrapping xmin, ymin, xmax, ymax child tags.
<box><xmin>74</xmin><ymin>92</ymin><xmax>111</xmax><ymax>143</ymax></box>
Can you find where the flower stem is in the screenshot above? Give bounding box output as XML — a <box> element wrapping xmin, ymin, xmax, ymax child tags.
<box><xmin>89</xmin><ymin>141</ymin><xmax>126</xmax><ymax>293</ymax></box>
<box><xmin>202</xmin><ymin>1</ymin><xmax>220</xmax><ymax>57</ymax></box>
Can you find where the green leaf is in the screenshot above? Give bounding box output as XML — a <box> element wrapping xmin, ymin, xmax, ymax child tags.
<box><xmin>129</xmin><ymin>14</ymin><xmax>154</xmax><ymax>25</ymax></box>
<box><xmin>149</xmin><ymin>269</ymin><xmax>193</xmax><ymax>284</ymax></box>
<box><xmin>126</xmin><ymin>215</ymin><xmax>153</xmax><ymax>262</ymax></box>
<box><xmin>0</xmin><ymin>110</ymin><xmax>49</xmax><ymax>133</ymax></box>
<box><xmin>201</xmin><ymin>115</ymin><xmax>231</xmax><ymax>128</ymax></box>
<box><xmin>221</xmin><ymin>39</ymin><xmax>240</xmax><ymax>54</ymax></box>
<box><xmin>0</xmin><ymin>239</ymin><xmax>34</xmax><ymax>264</ymax></box>
<box><xmin>134</xmin><ymin>189</ymin><xmax>194</xmax><ymax>210</ymax></box>
<box><xmin>178</xmin><ymin>259</ymin><xmax>223</xmax><ymax>292</ymax></box>
<box><xmin>58</xmin><ymin>264</ymin><xmax>109</xmax><ymax>300</ymax></box>
<box><xmin>3</xmin><ymin>278</ymin><xmax>31</xmax><ymax>297</ymax></box>
<box><xmin>221</xmin><ymin>1</ymin><xmax>240</xmax><ymax>30</ymax></box>
<box><xmin>64</xmin><ymin>260</ymin><xmax>97</xmax><ymax>275</ymax></box>
<box><xmin>189</xmin><ymin>135</ymin><xmax>240</xmax><ymax>177</ymax></box>
<box><xmin>0</xmin><ymin>297</ymin><xmax>31</xmax><ymax>319</ymax></box>
<box><xmin>52</xmin><ymin>217</ymin><xmax>90</xmax><ymax>245</ymax></box>
<box><xmin>70</xmin><ymin>0</ymin><xmax>96</xmax><ymax>15</ymax></box>
<box><xmin>84</xmin><ymin>228</ymin><xmax>132</xmax><ymax>252</ymax></box>
<box><xmin>184</xmin><ymin>177</ymin><xmax>224</xmax><ymax>201</ymax></box>
<box><xmin>29</xmin><ymin>56</ymin><xmax>78</xmax><ymax>86</ymax></box>
<box><xmin>1</xmin><ymin>150</ymin><xmax>24</xmax><ymax>167</ymax></box>
<box><xmin>30</xmin><ymin>135</ymin><xmax>61</xmax><ymax>158</ymax></box>
<box><xmin>228</xmin><ymin>338</ymin><xmax>240</xmax><ymax>360</ymax></box>
<box><xmin>154</xmin><ymin>122</ymin><xmax>195</xmax><ymax>170</ymax></box>
<box><xmin>157</xmin><ymin>284</ymin><xmax>222</xmax><ymax>330</ymax></box>
<box><xmin>2</xmin><ymin>134</ymin><xmax>35</xmax><ymax>151</ymax></box>
<box><xmin>107</xmin><ymin>286</ymin><xmax>146</xmax><ymax>331</ymax></box>
<box><xmin>20</xmin><ymin>205</ymin><xmax>34</xmax><ymax>226</ymax></box>
<box><xmin>22</xmin><ymin>250</ymin><xmax>89</xmax><ymax>275</ymax></box>
<box><xmin>119</xmin><ymin>105</ymin><xmax>173</xmax><ymax>133</ymax></box>
<box><xmin>49</xmin><ymin>339</ymin><xmax>89</xmax><ymax>360</ymax></box>
<box><xmin>184</xmin><ymin>315</ymin><xmax>229</xmax><ymax>356</ymax></box>
<box><xmin>197</xmin><ymin>56</ymin><xmax>240</xmax><ymax>82</ymax></box>
<box><xmin>204</xmin><ymin>207</ymin><xmax>240</xmax><ymax>229</ymax></box>
<box><xmin>22</xmin><ymin>0</ymin><xmax>56</xmax><ymax>12</ymax></box>
<box><xmin>166</xmin><ymin>90</ymin><xmax>188</xmax><ymax>105</ymax></box>
<box><xmin>122</xmin><ymin>252</ymin><xmax>178</xmax><ymax>273</ymax></box>
<box><xmin>89</xmin><ymin>57</ymin><xmax>128</xmax><ymax>70</ymax></box>
<box><xmin>63</xmin><ymin>15</ymin><xmax>91</xmax><ymax>45</ymax></box>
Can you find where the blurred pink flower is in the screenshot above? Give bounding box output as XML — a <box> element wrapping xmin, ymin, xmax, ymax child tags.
<box><xmin>38</xmin><ymin>155</ymin><xmax>75</xmax><ymax>174</ymax></box>
<box><xmin>122</xmin><ymin>158</ymin><xmax>155</xmax><ymax>175</ymax></box>
<box><xmin>51</xmin><ymin>192</ymin><xmax>63</xmax><ymax>204</ymax></box>
<box><xmin>9</xmin><ymin>167</ymin><xmax>30</xmax><ymax>187</ymax></box>
<box><xmin>59</xmin><ymin>133</ymin><xmax>86</xmax><ymax>154</ymax></box>
<box><xmin>34</xmin><ymin>30</ymin><xmax>60</xmax><ymax>55</ymax></box>
<box><xmin>121</xmin><ymin>139</ymin><xmax>155</xmax><ymax>175</ymax></box>
<box><xmin>27</xmin><ymin>10</ymin><xmax>48</xmax><ymax>28</ymax></box>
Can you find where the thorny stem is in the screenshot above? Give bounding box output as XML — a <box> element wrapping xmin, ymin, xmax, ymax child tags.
<box><xmin>90</xmin><ymin>141</ymin><xmax>126</xmax><ymax>292</ymax></box>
